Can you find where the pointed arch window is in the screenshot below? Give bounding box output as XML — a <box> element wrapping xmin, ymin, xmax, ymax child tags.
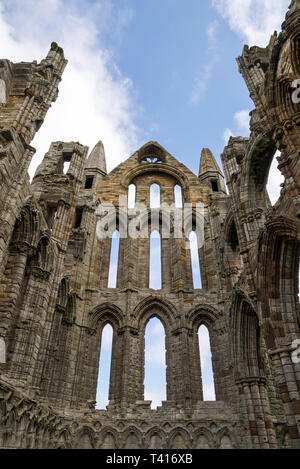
<box><xmin>266</xmin><ymin>151</ymin><xmax>284</xmax><ymax>206</ymax></box>
<box><xmin>150</xmin><ymin>184</ymin><xmax>160</xmax><ymax>209</ymax></box>
<box><xmin>174</xmin><ymin>184</ymin><xmax>183</xmax><ymax>208</ymax></box>
<box><xmin>189</xmin><ymin>231</ymin><xmax>202</xmax><ymax>289</ymax></box>
<box><xmin>211</xmin><ymin>180</ymin><xmax>219</xmax><ymax>192</ymax></box>
<box><xmin>128</xmin><ymin>184</ymin><xmax>136</xmax><ymax>209</ymax></box>
<box><xmin>96</xmin><ymin>324</ymin><xmax>113</xmax><ymax>409</ymax></box>
<box><xmin>107</xmin><ymin>230</ymin><xmax>120</xmax><ymax>288</ymax></box>
<box><xmin>149</xmin><ymin>230</ymin><xmax>162</xmax><ymax>290</ymax></box>
<box><xmin>85</xmin><ymin>175</ymin><xmax>94</xmax><ymax>189</ymax></box>
<box><xmin>49</xmin><ymin>207</ymin><xmax>58</xmax><ymax>232</ymax></box>
<box><xmin>144</xmin><ymin>317</ymin><xmax>166</xmax><ymax>409</ymax></box>
<box><xmin>198</xmin><ymin>325</ymin><xmax>216</xmax><ymax>401</ymax></box>
<box><xmin>228</xmin><ymin>220</ymin><xmax>239</xmax><ymax>252</ymax></box>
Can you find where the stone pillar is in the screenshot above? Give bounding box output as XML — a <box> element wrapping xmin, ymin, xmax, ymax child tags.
<box><xmin>6</xmin><ymin>266</ymin><xmax>52</xmax><ymax>387</ymax></box>
<box><xmin>237</xmin><ymin>377</ymin><xmax>277</xmax><ymax>449</ymax></box>
<box><xmin>269</xmin><ymin>347</ymin><xmax>300</xmax><ymax>448</ymax></box>
<box><xmin>0</xmin><ymin>244</ymin><xmax>29</xmax><ymax>343</ymax></box>
<box><xmin>171</xmin><ymin>236</ymin><xmax>192</xmax><ymax>291</ymax></box>
<box><xmin>52</xmin><ymin>200</ymin><xmax>72</xmax><ymax>247</ymax></box>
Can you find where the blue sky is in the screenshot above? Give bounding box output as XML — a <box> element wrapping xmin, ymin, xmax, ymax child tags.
<box><xmin>0</xmin><ymin>0</ymin><xmax>291</xmax><ymax>408</ymax></box>
<box><xmin>0</xmin><ymin>0</ymin><xmax>289</xmax><ymax>201</ymax></box>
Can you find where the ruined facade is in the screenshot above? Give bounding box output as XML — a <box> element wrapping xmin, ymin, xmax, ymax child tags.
<box><xmin>0</xmin><ymin>3</ymin><xmax>299</xmax><ymax>450</ymax></box>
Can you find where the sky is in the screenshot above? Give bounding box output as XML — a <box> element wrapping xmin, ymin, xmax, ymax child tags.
<box><xmin>0</xmin><ymin>0</ymin><xmax>289</xmax><ymax>203</ymax></box>
<box><xmin>0</xmin><ymin>0</ymin><xmax>292</xmax><ymax>408</ymax></box>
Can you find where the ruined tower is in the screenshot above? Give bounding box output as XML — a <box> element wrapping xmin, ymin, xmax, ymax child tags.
<box><xmin>0</xmin><ymin>4</ymin><xmax>299</xmax><ymax>449</ymax></box>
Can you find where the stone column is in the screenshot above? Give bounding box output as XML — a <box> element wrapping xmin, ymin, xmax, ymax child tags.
<box><xmin>237</xmin><ymin>377</ymin><xmax>277</xmax><ymax>449</ymax></box>
<box><xmin>269</xmin><ymin>347</ymin><xmax>300</xmax><ymax>448</ymax></box>
<box><xmin>6</xmin><ymin>266</ymin><xmax>52</xmax><ymax>388</ymax></box>
<box><xmin>0</xmin><ymin>244</ymin><xmax>29</xmax><ymax>342</ymax></box>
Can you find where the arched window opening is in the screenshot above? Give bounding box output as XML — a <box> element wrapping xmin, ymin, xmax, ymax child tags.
<box><xmin>85</xmin><ymin>175</ymin><xmax>94</xmax><ymax>189</ymax></box>
<box><xmin>96</xmin><ymin>323</ymin><xmax>113</xmax><ymax>409</ymax></box>
<box><xmin>189</xmin><ymin>231</ymin><xmax>202</xmax><ymax>289</ymax></box>
<box><xmin>74</xmin><ymin>207</ymin><xmax>83</xmax><ymax>228</ymax></box>
<box><xmin>239</xmin><ymin>302</ymin><xmax>263</xmax><ymax>377</ymax></box>
<box><xmin>211</xmin><ymin>180</ymin><xmax>219</xmax><ymax>192</ymax></box>
<box><xmin>128</xmin><ymin>184</ymin><xmax>136</xmax><ymax>209</ymax></box>
<box><xmin>57</xmin><ymin>278</ymin><xmax>68</xmax><ymax>308</ymax></box>
<box><xmin>228</xmin><ymin>221</ymin><xmax>239</xmax><ymax>252</ymax></box>
<box><xmin>266</xmin><ymin>151</ymin><xmax>284</xmax><ymax>206</ymax></box>
<box><xmin>63</xmin><ymin>162</ymin><xmax>70</xmax><ymax>174</ymax></box>
<box><xmin>198</xmin><ymin>325</ymin><xmax>216</xmax><ymax>401</ymax></box>
<box><xmin>107</xmin><ymin>230</ymin><xmax>120</xmax><ymax>288</ymax></box>
<box><xmin>174</xmin><ymin>184</ymin><xmax>183</xmax><ymax>208</ymax></box>
<box><xmin>144</xmin><ymin>317</ymin><xmax>166</xmax><ymax>409</ymax></box>
<box><xmin>48</xmin><ymin>207</ymin><xmax>58</xmax><ymax>232</ymax></box>
<box><xmin>150</xmin><ymin>183</ymin><xmax>160</xmax><ymax>209</ymax></box>
<box><xmin>149</xmin><ymin>230</ymin><xmax>162</xmax><ymax>290</ymax></box>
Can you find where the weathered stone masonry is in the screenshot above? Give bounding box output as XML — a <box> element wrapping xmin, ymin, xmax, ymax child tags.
<box><xmin>0</xmin><ymin>3</ymin><xmax>299</xmax><ymax>449</ymax></box>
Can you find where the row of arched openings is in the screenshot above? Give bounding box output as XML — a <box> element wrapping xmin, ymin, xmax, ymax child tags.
<box><xmin>128</xmin><ymin>183</ymin><xmax>183</xmax><ymax>209</ymax></box>
<box><xmin>107</xmin><ymin>229</ymin><xmax>202</xmax><ymax>290</ymax></box>
<box><xmin>95</xmin><ymin>318</ymin><xmax>215</xmax><ymax>409</ymax></box>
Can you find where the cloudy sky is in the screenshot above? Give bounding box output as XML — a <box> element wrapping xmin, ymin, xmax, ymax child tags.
<box><xmin>0</xmin><ymin>0</ymin><xmax>291</xmax><ymax>408</ymax></box>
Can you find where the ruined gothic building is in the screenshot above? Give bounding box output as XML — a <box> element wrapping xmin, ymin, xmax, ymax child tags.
<box><xmin>0</xmin><ymin>2</ymin><xmax>299</xmax><ymax>450</ymax></box>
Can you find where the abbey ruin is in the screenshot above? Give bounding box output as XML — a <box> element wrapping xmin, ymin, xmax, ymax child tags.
<box><xmin>0</xmin><ymin>2</ymin><xmax>299</xmax><ymax>450</ymax></box>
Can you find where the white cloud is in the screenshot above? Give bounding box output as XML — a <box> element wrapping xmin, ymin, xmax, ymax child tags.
<box><xmin>189</xmin><ymin>20</ymin><xmax>220</xmax><ymax>106</ymax></box>
<box><xmin>202</xmin><ymin>383</ymin><xmax>216</xmax><ymax>401</ymax></box>
<box><xmin>145</xmin><ymin>387</ymin><xmax>166</xmax><ymax>409</ymax></box>
<box><xmin>145</xmin><ymin>339</ymin><xmax>166</xmax><ymax>366</ymax></box>
<box><xmin>151</xmin><ymin>319</ymin><xmax>165</xmax><ymax>336</ymax></box>
<box><xmin>234</xmin><ymin>110</ymin><xmax>250</xmax><ymax>132</ymax></box>
<box><xmin>222</xmin><ymin>109</ymin><xmax>250</xmax><ymax>144</ymax></box>
<box><xmin>0</xmin><ymin>0</ymin><xmax>142</xmax><ymax>177</ymax></box>
<box><xmin>223</xmin><ymin>128</ymin><xmax>234</xmax><ymax>144</ymax></box>
<box><xmin>211</xmin><ymin>0</ymin><xmax>290</xmax><ymax>47</ymax></box>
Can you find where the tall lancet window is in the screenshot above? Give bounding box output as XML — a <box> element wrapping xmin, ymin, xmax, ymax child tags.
<box><xmin>128</xmin><ymin>184</ymin><xmax>136</xmax><ymax>209</ymax></box>
<box><xmin>150</xmin><ymin>183</ymin><xmax>160</xmax><ymax>208</ymax></box>
<box><xmin>189</xmin><ymin>231</ymin><xmax>202</xmax><ymax>289</ymax></box>
<box><xmin>144</xmin><ymin>317</ymin><xmax>166</xmax><ymax>409</ymax></box>
<box><xmin>96</xmin><ymin>324</ymin><xmax>113</xmax><ymax>409</ymax></box>
<box><xmin>174</xmin><ymin>184</ymin><xmax>183</xmax><ymax>208</ymax></box>
<box><xmin>107</xmin><ymin>230</ymin><xmax>120</xmax><ymax>288</ymax></box>
<box><xmin>149</xmin><ymin>230</ymin><xmax>162</xmax><ymax>290</ymax></box>
<box><xmin>198</xmin><ymin>325</ymin><xmax>216</xmax><ymax>401</ymax></box>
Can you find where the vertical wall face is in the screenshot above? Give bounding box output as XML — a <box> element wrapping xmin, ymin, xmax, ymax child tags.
<box><xmin>222</xmin><ymin>4</ymin><xmax>300</xmax><ymax>449</ymax></box>
<box><xmin>61</xmin><ymin>141</ymin><xmax>238</xmax><ymax>416</ymax></box>
<box><xmin>0</xmin><ymin>43</ymin><xmax>67</xmax><ymax>278</ymax></box>
<box><xmin>0</xmin><ymin>45</ymin><xmax>68</xmax><ymax>398</ymax></box>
